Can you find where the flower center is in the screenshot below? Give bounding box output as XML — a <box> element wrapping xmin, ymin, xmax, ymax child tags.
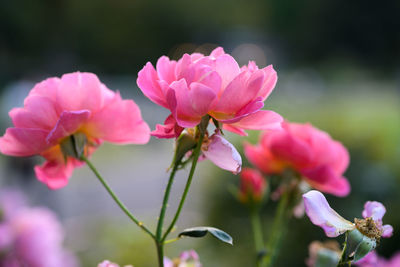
<box><xmin>354</xmin><ymin>217</ymin><xmax>382</xmax><ymax>240</ymax></box>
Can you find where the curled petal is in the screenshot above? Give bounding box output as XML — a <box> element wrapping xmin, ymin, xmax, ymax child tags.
<box><xmin>151</xmin><ymin>115</ymin><xmax>184</xmax><ymax>139</ymax></box>
<box><xmin>46</xmin><ymin>110</ymin><xmax>91</xmax><ymax>145</ymax></box>
<box><xmin>202</xmin><ymin>134</ymin><xmax>242</xmax><ymax>174</ymax></box>
<box><xmin>137</xmin><ymin>62</ymin><xmax>168</xmax><ymax>108</ymax></box>
<box><xmin>362</xmin><ymin>201</ymin><xmax>386</xmax><ymax>221</ymax></box>
<box><xmin>303</xmin><ymin>190</ymin><xmax>354</xmax><ymax>237</ymax></box>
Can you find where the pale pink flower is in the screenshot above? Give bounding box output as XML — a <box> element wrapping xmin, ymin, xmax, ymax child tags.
<box><xmin>0</xmin><ymin>190</ymin><xmax>78</xmax><ymax>267</ymax></box>
<box><xmin>137</xmin><ymin>47</ymin><xmax>282</xmax><ymax>138</ymax></box>
<box><xmin>0</xmin><ymin>72</ymin><xmax>150</xmax><ymax>189</ymax></box>
<box><xmin>354</xmin><ymin>251</ymin><xmax>400</xmax><ymax>267</ymax></box>
<box><xmin>238</xmin><ymin>168</ymin><xmax>267</xmax><ymax>203</ymax></box>
<box><xmin>164</xmin><ymin>250</ymin><xmax>202</xmax><ymax>267</ymax></box>
<box><xmin>303</xmin><ymin>190</ymin><xmax>393</xmax><ymax>238</ymax></box>
<box><xmin>97</xmin><ymin>260</ymin><xmax>132</xmax><ymax>267</ymax></box>
<box><xmin>245</xmin><ymin>122</ymin><xmax>350</xmax><ymax>196</ymax></box>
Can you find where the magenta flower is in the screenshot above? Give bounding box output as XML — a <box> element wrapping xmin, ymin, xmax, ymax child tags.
<box><xmin>0</xmin><ymin>72</ymin><xmax>150</xmax><ymax>189</ymax></box>
<box><xmin>137</xmin><ymin>47</ymin><xmax>282</xmax><ymax>138</ymax></box>
<box><xmin>303</xmin><ymin>190</ymin><xmax>393</xmax><ymax>238</ymax></box>
<box><xmin>354</xmin><ymin>251</ymin><xmax>400</xmax><ymax>267</ymax></box>
<box><xmin>238</xmin><ymin>168</ymin><xmax>267</xmax><ymax>203</ymax></box>
<box><xmin>245</xmin><ymin>122</ymin><xmax>350</xmax><ymax>196</ymax></box>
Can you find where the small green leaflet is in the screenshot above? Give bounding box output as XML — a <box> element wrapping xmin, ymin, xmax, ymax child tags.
<box><xmin>178</xmin><ymin>226</ymin><xmax>233</xmax><ymax>245</ymax></box>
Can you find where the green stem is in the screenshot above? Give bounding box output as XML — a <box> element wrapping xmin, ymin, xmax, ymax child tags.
<box><xmin>263</xmin><ymin>190</ymin><xmax>291</xmax><ymax>267</ymax></box>
<box><xmin>250</xmin><ymin>208</ymin><xmax>265</xmax><ymax>266</ymax></box>
<box><xmin>82</xmin><ymin>155</ymin><xmax>155</xmax><ymax>239</ymax></box>
<box><xmin>154</xmin><ymin>159</ymin><xmax>180</xmax><ymax>267</ymax></box>
<box><xmin>337</xmin><ymin>232</ymin><xmax>350</xmax><ymax>267</ymax></box>
<box><xmin>161</xmin><ymin>132</ymin><xmax>205</xmax><ymax>242</ymax></box>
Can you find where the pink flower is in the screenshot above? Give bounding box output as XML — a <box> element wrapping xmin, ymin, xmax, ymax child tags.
<box><xmin>97</xmin><ymin>261</ymin><xmax>132</xmax><ymax>267</ymax></box>
<box><xmin>137</xmin><ymin>47</ymin><xmax>282</xmax><ymax>138</ymax></box>
<box><xmin>238</xmin><ymin>168</ymin><xmax>267</xmax><ymax>203</ymax></box>
<box><xmin>354</xmin><ymin>251</ymin><xmax>400</xmax><ymax>267</ymax></box>
<box><xmin>0</xmin><ymin>72</ymin><xmax>150</xmax><ymax>189</ymax></box>
<box><xmin>164</xmin><ymin>250</ymin><xmax>202</xmax><ymax>267</ymax></box>
<box><xmin>0</xmin><ymin>190</ymin><xmax>78</xmax><ymax>267</ymax></box>
<box><xmin>245</xmin><ymin>122</ymin><xmax>350</xmax><ymax>197</ymax></box>
<box><xmin>303</xmin><ymin>190</ymin><xmax>393</xmax><ymax>238</ymax></box>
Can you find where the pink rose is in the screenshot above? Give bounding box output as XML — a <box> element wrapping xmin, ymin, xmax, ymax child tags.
<box><xmin>238</xmin><ymin>168</ymin><xmax>267</xmax><ymax>203</ymax></box>
<box><xmin>0</xmin><ymin>72</ymin><xmax>150</xmax><ymax>189</ymax></box>
<box><xmin>245</xmin><ymin>122</ymin><xmax>350</xmax><ymax>196</ymax></box>
<box><xmin>137</xmin><ymin>47</ymin><xmax>282</xmax><ymax>138</ymax></box>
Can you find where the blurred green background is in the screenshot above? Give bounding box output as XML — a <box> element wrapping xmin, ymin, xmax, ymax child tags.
<box><xmin>0</xmin><ymin>0</ymin><xmax>399</xmax><ymax>266</ymax></box>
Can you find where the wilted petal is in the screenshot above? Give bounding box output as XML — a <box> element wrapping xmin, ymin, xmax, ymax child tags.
<box><xmin>362</xmin><ymin>201</ymin><xmax>386</xmax><ymax>221</ymax></box>
<box><xmin>202</xmin><ymin>134</ymin><xmax>242</xmax><ymax>174</ymax></box>
<box><xmin>303</xmin><ymin>190</ymin><xmax>354</xmax><ymax>237</ymax></box>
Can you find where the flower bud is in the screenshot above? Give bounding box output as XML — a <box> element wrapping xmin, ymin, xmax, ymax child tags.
<box><xmin>238</xmin><ymin>168</ymin><xmax>267</xmax><ymax>204</ymax></box>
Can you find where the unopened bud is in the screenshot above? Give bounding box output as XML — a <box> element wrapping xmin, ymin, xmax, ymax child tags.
<box><xmin>238</xmin><ymin>168</ymin><xmax>267</xmax><ymax>204</ymax></box>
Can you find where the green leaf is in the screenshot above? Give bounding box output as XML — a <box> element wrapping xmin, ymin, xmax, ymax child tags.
<box><xmin>178</xmin><ymin>226</ymin><xmax>233</xmax><ymax>245</ymax></box>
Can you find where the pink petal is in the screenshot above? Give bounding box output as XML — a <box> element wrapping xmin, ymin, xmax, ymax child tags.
<box><xmin>189</xmin><ymin>82</ymin><xmax>217</xmax><ymax>115</ymax></box>
<box><xmin>301</xmin><ymin>165</ymin><xmax>351</xmax><ymax>197</ymax></box>
<box><xmin>244</xmin><ymin>143</ymin><xmax>279</xmax><ymax>174</ymax></box>
<box><xmin>97</xmin><ymin>261</ymin><xmax>120</xmax><ymax>267</ymax></box>
<box><xmin>46</xmin><ymin>110</ymin><xmax>91</xmax><ymax>145</ymax></box>
<box><xmin>0</xmin><ymin>128</ymin><xmax>50</xmax><ymax>156</ymax></box>
<box><xmin>257</xmin><ymin>65</ymin><xmax>277</xmax><ymax>100</ymax></box>
<box><xmin>268</xmin><ymin>131</ymin><xmax>314</xmax><ymax>168</ymax></box>
<box><xmin>202</xmin><ymin>133</ymin><xmax>242</xmax><ymax>174</ymax></box>
<box><xmin>214</xmin><ymin>53</ymin><xmax>240</xmax><ymax>89</ymax></box>
<box><xmin>156</xmin><ymin>56</ymin><xmax>177</xmax><ymax>84</ymax></box>
<box><xmin>382</xmin><ymin>224</ymin><xmax>393</xmax><ymax>238</ymax></box>
<box><xmin>9</xmin><ymin>96</ymin><xmax>59</xmax><ymax>130</ymax></box>
<box><xmin>213</xmin><ymin>70</ymin><xmax>264</xmax><ymax>114</ymax></box>
<box><xmin>28</xmin><ymin>77</ymin><xmax>60</xmax><ymax>101</ymax></box>
<box><xmin>85</xmin><ymin>93</ymin><xmax>150</xmax><ymax>144</ymax></box>
<box><xmin>362</xmin><ymin>201</ymin><xmax>386</xmax><ymax>221</ymax></box>
<box><xmin>34</xmin><ymin>160</ymin><xmax>76</xmax><ymax>190</ymax></box>
<box><xmin>151</xmin><ymin>115</ymin><xmax>184</xmax><ymax>139</ymax></box>
<box><xmin>169</xmin><ymin>79</ymin><xmax>202</xmax><ymax>127</ymax></box>
<box><xmin>137</xmin><ymin>62</ymin><xmax>168</xmax><ymax>108</ymax></box>
<box><xmin>56</xmin><ymin>72</ymin><xmax>106</xmax><ymax>112</ymax></box>
<box><xmin>223</xmin><ymin>124</ymin><xmax>248</xmax><ymax>136</ymax></box>
<box><xmin>217</xmin><ymin>97</ymin><xmax>264</xmax><ymax>124</ymax></box>
<box><xmin>303</xmin><ymin>190</ymin><xmax>354</xmax><ymax>237</ymax></box>
<box><xmin>209</xmin><ymin>47</ymin><xmax>225</xmax><ymax>58</ymax></box>
<box><xmin>227</xmin><ymin>110</ymin><xmax>283</xmax><ymax>131</ymax></box>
